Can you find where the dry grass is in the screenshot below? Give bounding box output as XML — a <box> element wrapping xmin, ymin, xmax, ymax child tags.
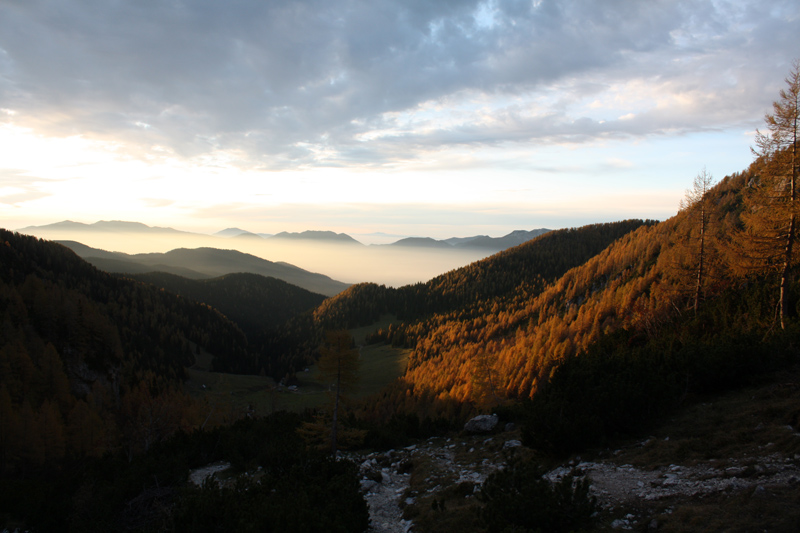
<box><xmin>587</xmin><ymin>365</ymin><xmax>800</xmax><ymax>532</ymax></box>
<box><xmin>611</xmin><ymin>366</ymin><xmax>800</xmax><ymax>469</ymax></box>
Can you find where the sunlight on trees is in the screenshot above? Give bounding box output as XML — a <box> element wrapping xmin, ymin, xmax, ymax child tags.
<box><xmin>742</xmin><ymin>60</ymin><xmax>800</xmax><ymax>329</ymax></box>
<box><xmin>679</xmin><ymin>168</ymin><xmax>716</xmax><ymax>313</ymax></box>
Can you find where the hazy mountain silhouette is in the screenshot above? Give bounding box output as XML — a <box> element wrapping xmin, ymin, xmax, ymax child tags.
<box><xmin>58</xmin><ymin>242</ymin><xmax>349</xmax><ymax>296</ymax></box>
<box><xmin>388</xmin><ymin>237</ymin><xmax>454</xmax><ymax>248</ymax></box>
<box><xmin>19</xmin><ymin>219</ymin><xmax>198</xmax><ymax>235</ymax></box>
<box><xmin>268</xmin><ymin>230</ymin><xmax>363</xmax><ymax>245</ymax></box>
<box><xmin>20</xmin><ymin>220</ymin><xmax>548</xmax><ymax>252</ymax></box>
<box><xmin>452</xmin><ymin>228</ymin><xmax>551</xmax><ymax>249</ymax></box>
<box><xmin>385</xmin><ymin>229</ymin><xmax>551</xmax><ymax>250</ymax></box>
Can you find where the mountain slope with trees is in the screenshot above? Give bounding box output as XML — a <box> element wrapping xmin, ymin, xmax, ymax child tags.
<box><xmin>60</xmin><ymin>243</ymin><xmax>350</xmax><ymax>296</ymax></box>
<box><xmin>347</xmin><ymin>55</ymin><xmax>800</xmax><ymax>424</ymax></box>
<box><xmin>128</xmin><ymin>271</ymin><xmax>326</xmax><ymax>340</ymax></box>
<box><xmin>353</xmin><ymin>140</ymin><xmax>800</xmax><ymax>438</ymax></box>
<box><xmin>312</xmin><ymin>219</ymin><xmax>653</xmax><ymax>331</ymax></box>
<box><xmin>0</xmin><ymin>230</ymin><xmax>265</xmax><ymax>466</ymax></box>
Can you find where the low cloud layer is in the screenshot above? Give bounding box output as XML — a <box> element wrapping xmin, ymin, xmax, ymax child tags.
<box><xmin>2</xmin><ymin>0</ymin><xmax>797</xmax><ymax>171</ymax></box>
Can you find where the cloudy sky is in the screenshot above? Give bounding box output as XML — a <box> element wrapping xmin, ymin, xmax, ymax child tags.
<box><xmin>1</xmin><ymin>0</ymin><xmax>798</xmax><ymax>240</ymax></box>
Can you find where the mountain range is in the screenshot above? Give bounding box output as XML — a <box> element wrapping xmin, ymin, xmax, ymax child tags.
<box><xmin>19</xmin><ymin>220</ymin><xmax>549</xmax><ymax>251</ymax></box>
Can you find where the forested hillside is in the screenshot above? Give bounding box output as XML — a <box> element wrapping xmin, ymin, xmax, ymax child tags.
<box><xmin>313</xmin><ymin>219</ymin><xmax>654</xmax><ymax>329</ymax></box>
<box><xmin>0</xmin><ymin>230</ymin><xmax>369</xmax><ymax>532</ymax></box>
<box><xmin>128</xmin><ymin>271</ymin><xmax>326</xmax><ymax>378</ymax></box>
<box><xmin>351</xmin><ymin>150</ymin><xmax>800</xmax><ymax>434</ymax></box>
<box><xmin>247</xmin><ymin>219</ymin><xmax>656</xmax><ymax>399</ymax></box>
<box><xmin>128</xmin><ymin>272</ymin><xmax>325</xmax><ymax>332</ymax></box>
<box><xmin>0</xmin><ymin>230</ymin><xmax>261</xmax><ymax>466</ymax></box>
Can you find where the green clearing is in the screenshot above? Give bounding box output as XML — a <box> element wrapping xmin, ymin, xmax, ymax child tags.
<box><xmin>185</xmin><ymin>316</ymin><xmax>410</xmax><ymax>416</ymax></box>
<box><xmin>349</xmin><ymin>315</ymin><xmax>410</xmax><ymax>397</ymax></box>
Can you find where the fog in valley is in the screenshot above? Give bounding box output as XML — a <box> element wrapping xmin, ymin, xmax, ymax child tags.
<box><xmin>19</xmin><ymin>225</ymin><xmax>494</xmax><ymax>288</ymax></box>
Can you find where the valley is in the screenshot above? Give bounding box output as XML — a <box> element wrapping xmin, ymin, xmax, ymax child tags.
<box><xmin>4</xmin><ymin>3</ymin><xmax>798</xmax><ymax>532</ymax></box>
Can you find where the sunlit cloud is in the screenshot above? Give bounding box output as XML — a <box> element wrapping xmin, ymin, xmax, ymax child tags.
<box><xmin>0</xmin><ymin>0</ymin><xmax>797</xmax><ymax>237</ymax></box>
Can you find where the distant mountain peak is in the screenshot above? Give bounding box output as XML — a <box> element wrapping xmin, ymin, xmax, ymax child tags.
<box><xmin>390</xmin><ymin>237</ymin><xmax>453</xmax><ymax>248</ymax></box>
<box><xmin>215</xmin><ymin>227</ymin><xmax>251</xmax><ymax>237</ymax></box>
<box><xmin>436</xmin><ymin>229</ymin><xmax>552</xmax><ymax>250</ymax></box>
<box><xmin>19</xmin><ymin>219</ymin><xmax>193</xmax><ymax>234</ymax></box>
<box><xmin>269</xmin><ymin>231</ymin><xmax>362</xmax><ymax>245</ymax></box>
<box><xmin>214</xmin><ymin>227</ymin><xmax>268</xmax><ymax>239</ymax></box>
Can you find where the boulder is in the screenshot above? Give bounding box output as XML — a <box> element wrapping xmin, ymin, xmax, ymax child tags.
<box><xmin>464</xmin><ymin>414</ymin><xmax>499</xmax><ymax>433</ymax></box>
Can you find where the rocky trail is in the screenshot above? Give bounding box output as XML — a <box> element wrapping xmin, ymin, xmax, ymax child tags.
<box><xmin>347</xmin><ymin>412</ymin><xmax>800</xmax><ymax>532</ymax></box>
<box><xmin>187</xmin><ymin>424</ymin><xmax>800</xmax><ymax>533</ymax></box>
<box><xmin>186</xmin><ymin>368</ymin><xmax>800</xmax><ymax>533</ymax></box>
<box><xmin>352</xmin><ymin>435</ymin><xmax>512</xmax><ymax>533</ymax></box>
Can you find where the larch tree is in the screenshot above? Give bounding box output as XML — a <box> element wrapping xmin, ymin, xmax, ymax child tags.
<box><xmin>742</xmin><ymin>60</ymin><xmax>800</xmax><ymax>329</ymax></box>
<box><xmin>317</xmin><ymin>330</ymin><xmax>359</xmax><ymax>457</ymax></box>
<box><xmin>679</xmin><ymin>168</ymin><xmax>716</xmax><ymax>314</ymax></box>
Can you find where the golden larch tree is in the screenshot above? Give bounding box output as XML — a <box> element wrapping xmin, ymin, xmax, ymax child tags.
<box><xmin>741</xmin><ymin>60</ymin><xmax>800</xmax><ymax>329</ymax></box>
<box><xmin>678</xmin><ymin>168</ymin><xmax>716</xmax><ymax>314</ymax></box>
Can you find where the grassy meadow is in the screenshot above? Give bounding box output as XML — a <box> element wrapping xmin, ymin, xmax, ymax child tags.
<box><xmin>185</xmin><ymin>316</ymin><xmax>411</xmax><ymax>417</ymax></box>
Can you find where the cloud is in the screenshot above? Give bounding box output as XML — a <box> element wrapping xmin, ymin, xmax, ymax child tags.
<box><xmin>142</xmin><ymin>198</ymin><xmax>175</xmax><ymax>208</ymax></box>
<box><xmin>0</xmin><ymin>169</ymin><xmax>52</xmax><ymax>205</ymax></box>
<box><xmin>0</xmin><ymin>0</ymin><xmax>798</xmax><ymax>170</ymax></box>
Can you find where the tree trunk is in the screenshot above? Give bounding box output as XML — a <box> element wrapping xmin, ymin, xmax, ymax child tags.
<box><xmin>331</xmin><ymin>360</ymin><xmax>340</xmax><ymax>457</ymax></box>
<box><xmin>694</xmin><ymin>203</ymin><xmax>706</xmax><ymax>315</ymax></box>
<box><xmin>781</xmin><ymin>123</ymin><xmax>798</xmax><ymax>330</ymax></box>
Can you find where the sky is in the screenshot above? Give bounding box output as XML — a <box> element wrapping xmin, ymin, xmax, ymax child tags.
<box><xmin>1</xmin><ymin>0</ymin><xmax>799</xmax><ymax>241</ymax></box>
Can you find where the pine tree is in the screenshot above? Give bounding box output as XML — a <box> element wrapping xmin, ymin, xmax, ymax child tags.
<box><xmin>742</xmin><ymin>60</ymin><xmax>800</xmax><ymax>329</ymax></box>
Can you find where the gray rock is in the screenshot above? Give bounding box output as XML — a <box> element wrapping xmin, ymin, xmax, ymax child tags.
<box><xmin>725</xmin><ymin>466</ymin><xmax>745</xmax><ymax>477</ymax></box>
<box><xmin>503</xmin><ymin>439</ymin><xmax>522</xmax><ymax>449</ymax></box>
<box><xmin>464</xmin><ymin>414</ymin><xmax>499</xmax><ymax>433</ymax></box>
<box><xmin>360</xmin><ymin>479</ymin><xmax>378</xmax><ymax>492</ymax></box>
